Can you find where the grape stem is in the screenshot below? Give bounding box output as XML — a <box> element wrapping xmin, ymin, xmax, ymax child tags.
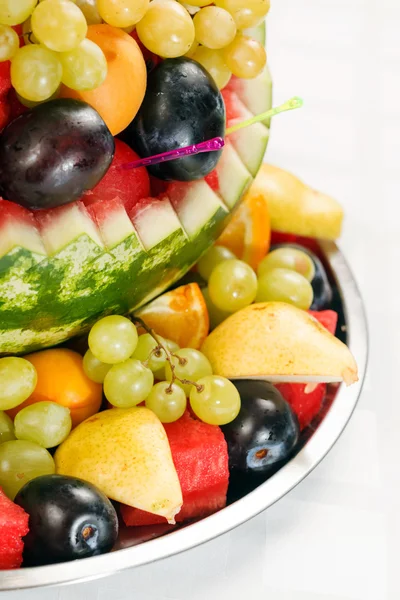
<box><xmin>131</xmin><ymin>316</ymin><xmax>204</xmax><ymax>393</ymax></box>
<box><xmin>20</xmin><ymin>30</ymin><xmax>34</xmax><ymax>44</ymax></box>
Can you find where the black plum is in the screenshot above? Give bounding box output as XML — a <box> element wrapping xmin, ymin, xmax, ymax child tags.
<box><xmin>222</xmin><ymin>380</ymin><xmax>300</xmax><ymax>476</ymax></box>
<box><xmin>14</xmin><ymin>474</ymin><xmax>118</xmax><ymax>566</ymax></box>
<box><xmin>0</xmin><ymin>99</ymin><xmax>115</xmax><ymax>210</ymax></box>
<box><xmin>121</xmin><ymin>58</ymin><xmax>225</xmax><ymax>181</ymax></box>
<box><xmin>271</xmin><ymin>243</ymin><xmax>333</xmax><ymax>310</ymax></box>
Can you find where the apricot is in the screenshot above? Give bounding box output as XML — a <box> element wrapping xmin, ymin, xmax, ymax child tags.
<box><xmin>60</xmin><ymin>24</ymin><xmax>147</xmax><ymax>135</ymax></box>
<box><xmin>7</xmin><ymin>349</ymin><xmax>102</xmax><ymax>428</ymax></box>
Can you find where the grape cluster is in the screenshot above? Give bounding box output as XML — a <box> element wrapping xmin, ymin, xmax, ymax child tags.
<box><xmin>0</xmin><ymin>311</ymin><xmax>241</xmax><ymax>499</ymax></box>
<box><xmin>0</xmin><ymin>0</ymin><xmax>108</xmax><ymax>104</ymax></box>
<box><xmin>84</xmin><ymin>314</ymin><xmax>240</xmax><ymax>426</ymax></box>
<box><xmin>199</xmin><ymin>246</ymin><xmax>316</xmax><ymax>327</ymax></box>
<box><xmin>0</xmin><ymin>0</ymin><xmax>268</xmax><ymax>108</ymax></box>
<box><xmin>0</xmin><ymin>356</ymin><xmax>71</xmax><ymax>498</ymax></box>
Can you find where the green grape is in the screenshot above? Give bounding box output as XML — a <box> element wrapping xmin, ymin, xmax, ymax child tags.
<box><xmin>88</xmin><ymin>315</ymin><xmax>138</xmax><ymax>364</ymax></box>
<box><xmin>131</xmin><ymin>333</ymin><xmax>169</xmax><ymax>373</ymax></box>
<box><xmin>193</xmin><ymin>7</ymin><xmax>236</xmax><ymax>50</ymax></box>
<box><xmin>202</xmin><ymin>287</ymin><xmax>232</xmax><ymax>329</ymax></box>
<box><xmin>258</xmin><ymin>248</ymin><xmax>315</xmax><ymax>282</ymax></box>
<box><xmin>104</xmin><ymin>359</ymin><xmax>154</xmax><ymax>408</ymax></box>
<box><xmin>73</xmin><ymin>0</ymin><xmax>102</xmax><ymax>24</ymax></box>
<box><xmin>83</xmin><ymin>349</ymin><xmax>111</xmax><ymax>383</ymax></box>
<box><xmin>31</xmin><ymin>0</ymin><xmax>87</xmax><ymax>52</ymax></box>
<box><xmin>11</xmin><ymin>45</ymin><xmax>62</xmax><ymax>102</ymax></box>
<box><xmin>256</xmin><ymin>267</ymin><xmax>314</xmax><ymax>310</ymax></box>
<box><xmin>165</xmin><ymin>348</ymin><xmax>213</xmax><ymax>396</ymax></box>
<box><xmin>97</xmin><ymin>0</ymin><xmax>149</xmax><ymax>27</ymax></box>
<box><xmin>145</xmin><ymin>382</ymin><xmax>187</xmax><ymax>423</ymax></box>
<box><xmin>192</xmin><ymin>46</ymin><xmax>232</xmax><ymax>89</ymax></box>
<box><xmin>0</xmin><ymin>412</ymin><xmax>16</xmax><ymax>445</ymax></box>
<box><xmin>14</xmin><ymin>402</ymin><xmax>72</xmax><ymax>448</ymax></box>
<box><xmin>0</xmin><ymin>24</ymin><xmax>19</xmax><ymax>61</ymax></box>
<box><xmin>16</xmin><ymin>86</ymin><xmax>59</xmax><ymax>107</ymax></box>
<box><xmin>185</xmin><ymin>38</ymin><xmax>199</xmax><ymax>58</ymax></box>
<box><xmin>0</xmin><ymin>357</ymin><xmax>37</xmax><ymax>411</ymax></box>
<box><xmin>59</xmin><ymin>38</ymin><xmax>107</xmax><ymax>91</ymax></box>
<box><xmin>215</xmin><ymin>0</ymin><xmax>270</xmax><ymax>29</ymax></box>
<box><xmin>136</xmin><ymin>0</ymin><xmax>195</xmax><ymax>59</ymax></box>
<box><xmin>0</xmin><ymin>0</ymin><xmax>38</xmax><ymax>26</ymax></box>
<box><xmin>190</xmin><ymin>375</ymin><xmax>240</xmax><ymax>425</ymax></box>
<box><xmin>165</xmin><ymin>339</ymin><xmax>180</xmax><ymax>354</ymax></box>
<box><xmin>0</xmin><ymin>440</ymin><xmax>55</xmax><ymax>500</ymax></box>
<box><xmin>208</xmin><ymin>259</ymin><xmax>258</xmax><ymax>312</ymax></box>
<box><xmin>197</xmin><ymin>245</ymin><xmax>236</xmax><ymax>281</ymax></box>
<box><xmin>223</xmin><ymin>34</ymin><xmax>266</xmax><ymax>79</ymax></box>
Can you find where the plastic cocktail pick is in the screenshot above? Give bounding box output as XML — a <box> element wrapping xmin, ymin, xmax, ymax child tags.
<box><xmin>119</xmin><ymin>97</ymin><xmax>303</xmax><ymax>170</ymax></box>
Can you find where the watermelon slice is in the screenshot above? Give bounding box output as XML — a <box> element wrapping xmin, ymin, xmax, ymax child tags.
<box><xmin>121</xmin><ymin>411</ymin><xmax>229</xmax><ymax>526</ymax></box>
<box><xmin>275</xmin><ymin>310</ymin><xmax>339</xmax><ymax>429</ymax></box>
<box><xmin>0</xmin><ymin>487</ymin><xmax>29</xmax><ymax>570</ymax></box>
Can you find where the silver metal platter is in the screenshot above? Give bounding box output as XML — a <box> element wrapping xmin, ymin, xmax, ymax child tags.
<box><xmin>0</xmin><ymin>240</ymin><xmax>368</xmax><ymax>592</ymax></box>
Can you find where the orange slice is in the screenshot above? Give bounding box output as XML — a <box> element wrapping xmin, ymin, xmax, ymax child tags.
<box><xmin>135</xmin><ymin>283</ymin><xmax>209</xmax><ymax>350</ymax></box>
<box><xmin>216</xmin><ymin>190</ymin><xmax>271</xmax><ymax>270</ymax></box>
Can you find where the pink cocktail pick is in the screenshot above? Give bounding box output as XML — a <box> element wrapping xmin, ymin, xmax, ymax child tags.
<box><xmin>119</xmin><ymin>137</ymin><xmax>225</xmax><ymax>170</ymax></box>
<box><xmin>119</xmin><ymin>97</ymin><xmax>303</xmax><ymax>171</ymax></box>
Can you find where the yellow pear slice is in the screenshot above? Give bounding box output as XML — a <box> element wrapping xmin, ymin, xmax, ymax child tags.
<box><xmin>247</xmin><ymin>164</ymin><xmax>344</xmax><ymax>240</ymax></box>
<box><xmin>201</xmin><ymin>302</ymin><xmax>358</xmax><ymax>385</ymax></box>
<box><xmin>55</xmin><ymin>407</ymin><xmax>182</xmax><ymax>523</ymax></box>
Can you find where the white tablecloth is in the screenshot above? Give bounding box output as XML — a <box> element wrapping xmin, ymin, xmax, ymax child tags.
<box><xmin>4</xmin><ymin>0</ymin><xmax>398</xmax><ymax>598</ymax></box>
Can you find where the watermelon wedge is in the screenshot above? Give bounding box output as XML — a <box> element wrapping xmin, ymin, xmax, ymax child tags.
<box><xmin>0</xmin><ymin>487</ymin><xmax>29</xmax><ymax>570</ymax></box>
<box><xmin>121</xmin><ymin>411</ymin><xmax>229</xmax><ymax>526</ymax></box>
<box><xmin>0</xmin><ymin>29</ymin><xmax>272</xmax><ymax>355</ymax></box>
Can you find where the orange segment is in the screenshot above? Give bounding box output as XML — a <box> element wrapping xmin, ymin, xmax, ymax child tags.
<box><xmin>7</xmin><ymin>349</ymin><xmax>102</xmax><ymax>428</ymax></box>
<box><xmin>216</xmin><ymin>191</ymin><xmax>271</xmax><ymax>270</ymax></box>
<box><xmin>136</xmin><ymin>283</ymin><xmax>209</xmax><ymax>350</ymax></box>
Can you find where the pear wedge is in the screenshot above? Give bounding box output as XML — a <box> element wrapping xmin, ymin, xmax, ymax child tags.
<box><xmin>247</xmin><ymin>164</ymin><xmax>344</xmax><ymax>240</ymax></box>
<box><xmin>201</xmin><ymin>302</ymin><xmax>358</xmax><ymax>385</ymax></box>
<box><xmin>55</xmin><ymin>407</ymin><xmax>182</xmax><ymax>523</ymax></box>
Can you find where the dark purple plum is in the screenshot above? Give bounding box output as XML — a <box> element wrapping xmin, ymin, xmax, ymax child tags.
<box><xmin>0</xmin><ymin>99</ymin><xmax>115</xmax><ymax>210</ymax></box>
<box><xmin>222</xmin><ymin>380</ymin><xmax>300</xmax><ymax>476</ymax></box>
<box><xmin>14</xmin><ymin>474</ymin><xmax>118</xmax><ymax>566</ymax></box>
<box><xmin>121</xmin><ymin>58</ymin><xmax>225</xmax><ymax>181</ymax></box>
<box><xmin>271</xmin><ymin>242</ymin><xmax>333</xmax><ymax>310</ymax></box>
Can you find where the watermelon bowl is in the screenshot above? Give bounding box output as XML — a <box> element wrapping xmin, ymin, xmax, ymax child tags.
<box><xmin>0</xmin><ymin>239</ymin><xmax>368</xmax><ymax>592</ymax></box>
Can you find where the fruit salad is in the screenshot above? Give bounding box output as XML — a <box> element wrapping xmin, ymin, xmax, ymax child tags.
<box><xmin>0</xmin><ymin>0</ymin><xmax>358</xmax><ymax>572</ymax></box>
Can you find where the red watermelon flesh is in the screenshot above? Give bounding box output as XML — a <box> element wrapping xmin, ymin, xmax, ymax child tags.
<box><xmin>0</xmin><ymin>61</ymin><xmax>11</xmax><ymax>131</ymax></box>
<box><xmin>275</xmin><ymin>310</ymin><xmax>338</xmax><ymax>429</ymax></box>
<box><xmin>308</xmin><ymin>310</ymin><xmax>338</xmax><ymax>336</ymax></box>
<box><xmin>0</xmin><ymin>487</ymin><xmax>29</xmax><ymax>570</ymax></box>
<box><xmin>121</xmin><ymin>411</ymin><xmax>229</xmax><ymax>527</ymax></box>
<box><xmin>275</xmin><ymin>382</ymin><xmax>327</xmax><ymax>431</ymax></box>
<box><xmin>82</xmin><ymin>139</ymin><xmax>150</xmax><ymax>214</ymax></box>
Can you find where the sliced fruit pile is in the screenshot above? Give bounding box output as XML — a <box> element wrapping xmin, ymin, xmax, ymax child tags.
<box><xmin>0</xmin><ymin>155</ymin><xmax>357</xmax><ymax>570</ymax></box>
<box><xmin>0</xmin><ymin>0</ymin><xmax>358</xmax><ymax>575</ymax></box>
<box><xmin>0</xmin><ymin>1</ymin><xmax>272</xmax><ymax>356</ymax></box>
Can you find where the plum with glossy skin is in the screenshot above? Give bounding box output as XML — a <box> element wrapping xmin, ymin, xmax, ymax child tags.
<box><xmin>222</xmin><ymin>380</ymin><xmax>300</xmax><ymax>475</ymax></box>
<box><xmin>121</xmin><ymin>58</ymin><xmax>225</xmax><ymax>181</ymax></box>
<box><xmin>14</xmin><ymin>474</ymin><xmax>118</xmax><ymax>566</ymax></box>
<box><xmin>0</xmin><ymin>99</ymin><xmax>115</xmax><ymax>210</ymax></box>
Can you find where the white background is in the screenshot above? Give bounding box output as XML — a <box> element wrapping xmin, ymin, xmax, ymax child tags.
<box><xmin>4</xmin><ymin>0</ymin><xmax>399</xmax><ymax>598</ymax></box>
